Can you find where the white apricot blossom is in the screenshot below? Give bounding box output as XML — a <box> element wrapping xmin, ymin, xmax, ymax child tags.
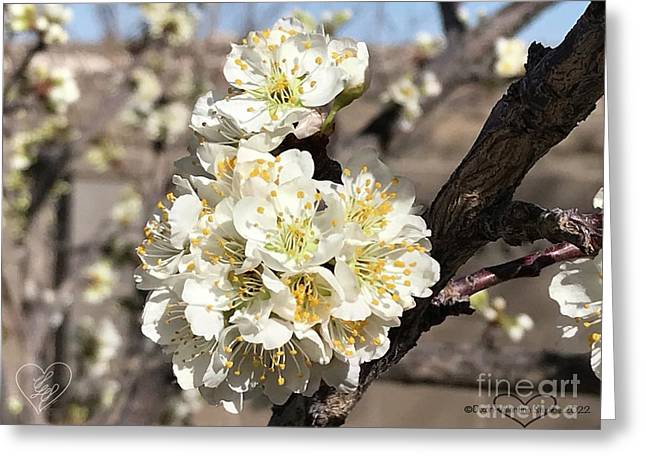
<box><xmin>135</xmin><ymin>190</ymin><xmax>204</xmax><ymax>284</ymax></box>
<box><xmin>549</xmin><ymin>188</ymin><xmax>603</xmax><ymax>379</ymax></box>
<box><xmin>233</xmin><ymin>177</ymin><xmax>345</xmax><ymax>272</ymax></box>
<box><xmin>334</xmin><ymin>240</ymin><xmax>439</xmax><ymax>320</ymax></box>
<box><xmin>191</xmin><ymin>90</ymin><xmax>290</xmax><ymax>151</ymax></box>
<box><xmin>327</xmin><ymin>150</ymin><xmax>429</xmax><ymax>243</ymax></box>
<box><xmin>141</xmin><ymin>288</ymin><xmax>225</xmax><ymax>389</ymax></box>
<box><xmin>322</xmin><ymin>314</ymin><xmax>398</xmax><ymax>364</ymax></box>
<box><xmin>216</xmin><ymin>19</ymin><xmax>346</xmax><ymax>133</ymax></box>
<box><xmin>200</xmin><ymin>324</ymin><xmax>330</xmax><ymax>408</ymax></box>
<box><xmin>494</xmin><ymin>37</ymin><xmax>528</xmax><ymax>78</ymax></box>
<box><xmin>327</xmin><ymin>38</ymin><xmax>369</xmax><ymax>92</ymax></box>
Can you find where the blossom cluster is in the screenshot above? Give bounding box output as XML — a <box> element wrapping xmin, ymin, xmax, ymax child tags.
<box><xmin>6</xmin><ymin>3</ymin><xmax>72</xmax><ymax>44</ymax></box>
<box><xmin>140</xmin><ymin>3</ymin><xmax>197</xmax><ymax>47</ymax></box>
<box><xmin>470</xmin><ymin>291</ymin><xmax>534</xmax><ymax>342</ymax></box>
<box><xmin>136</xmin><ymin>17</ymin><xmax>440</xmax><ymax>413</ymax></box>
<box><xmin>550</xmin><ymin>188</ymin><xmax>603</xmax><ymax>379</ymax></box>
<box><xmin>27</xmin><ymin>61</ymin><xmax>80</xmax><ymax>114</ymax></box>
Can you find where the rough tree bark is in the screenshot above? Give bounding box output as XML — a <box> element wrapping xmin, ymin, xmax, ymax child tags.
<box><xmin>269</xmin><ymin>2</ymin><xmax>605</xmax><ymax>427</ymax></box>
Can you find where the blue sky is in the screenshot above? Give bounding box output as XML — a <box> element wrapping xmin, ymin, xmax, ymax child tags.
<box><xmin>65</xmin><ymin>2</ymin><xmax>588</xmax><ymax>46</ymax></box>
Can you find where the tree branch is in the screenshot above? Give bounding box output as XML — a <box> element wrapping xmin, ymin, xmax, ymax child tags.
<box><xmin>433</xmin><ymin>242</ymin><xmax>596</xmax><ymax>307</ymax></box>
<box><xmin>480</xmin><ymin>202</ymin><xmax>603</xmax><ymax>255</ymax></box>
<box><xmin>428</xmin><ymin>1</ymin><xmax>605</xmax><ymax>286</ymax></box>
<box><xmin>269</xmin><ymin>2</ymin><xmax>605</xmax><ymax>427</ymax></box>
<box><xmin>439</xmin><ymin>3</ymin><xmax>466</xmax><ymax>44</ymax></box>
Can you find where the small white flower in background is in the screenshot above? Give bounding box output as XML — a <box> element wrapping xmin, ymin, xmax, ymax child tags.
<box><xmin>42</xmin><ymin>4</ymin><xmax>73</xmax><ymax>25</ymax></box>
<box><xmin>6</xmin><ymin>4</ymin><xmax>39</xmax><ymax>32</ymax></box>
<box><xmin>42</xmin><ymin>22</ymin><xmax>68</xmax><ymax>44</ymax></box>
<box><xmin>140</xmin><ymin>3</ymin><xmax>196</xmax><ymax>47</ymax></box>
<box><xmin>381</xmin><ymin>75</ymin><xmax>422</xmax><ymax>132</ymax></box>
<box><xmin>145</xmin><ymin>102</ymin><xmax>191</xmax><ymax>144</ymax></box>
<box><xmin>516</xmin><ymin>313</ymin><xmax>535</xmax><ymax>331</ymax></box>
<box><xmin>421</xmin><ymin>71</ymin><xmax>442</xmax><ymax>98</ymax></box>
<box><xmin>78</xmin><ymin>316</ymin><xmax>122</xmax><ymax>378</ymax></box>
<box><xmin>321</xmin><ymin>9</ymin><xmax>353</xmax><ymax>32</ymax></box>
<box><xmin>83</xmin><ymin>259</ymin><xmax>117</xmax><ymax>304</ymax></box>
<box><xmin>470</xmin><ymin>290</ymin><xmax>535</xmax><ymax>343</ymax></box>
<box><xmin>494</xmin><ymin>37</ymin><xmax>528</xmax><ymax>78</ymax></box>
<box><xmin>111</xmin><ymin>187</ymin><xmax>143</xmax><ymax>227</ymax></box>
<box><xmin>84</xmin><ymin>139</ymin><xmax>125</xmax><ymax>173</ymax></box>
<box><xmin>6</xmin><ymin>4</ymin><xmax>72</xmax><ymax>43</ymax></box>
<box><xmin>168</xmin><ymin>389</ymin><xmax>203</xmax><ymax>423</ymax></box>
<box><xmin>27</xmin><ymin>62</ymin><xmax>80</xmax><ymax>114</ymax></box>
<box><xmin>549</xmin><ymin>187</ymin><xmax>603</xmax><ymax>379</ymax></box>
<box><xmin>136</xmin><ymin>17</ymin><xmax>439</xmax><ymax>414</ymax></box>
<box><xmin>130</xmin><ymin>67</ymin><xmax>163</xmax><ymax>110</ymax></box>
<box><xmin>7</xmin><ymin>395</ymin><xmax>24</xmax><ymax>416</ymax></box>
<box><xmin>415</xmin><ymin>32</ymin><xmax>446</xmax><ymax>58</ymax></box>
<box><xmin>100</xmin><ymin>379</ymin><xmax>121</xmax><ymax>408</ymax></box>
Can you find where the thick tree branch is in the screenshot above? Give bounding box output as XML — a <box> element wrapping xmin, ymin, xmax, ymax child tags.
<box><xmin>269</xmin><ymin>2</ymin><xmax>604</xmax><ymax>427</ymax></box>
<box><xmin>480</xmin><ymin>202</ymin><xmax>603</xmax><ymax>255</ymax></box>
<box><xmin>439</xmin><ymin>3</ymin><xmax>466</xmax><ymax>44</ymax></box>
<box><xmin>428</xmin><ymin>1</ymin><xmax>604</xmax><ymax>286</ymax></box>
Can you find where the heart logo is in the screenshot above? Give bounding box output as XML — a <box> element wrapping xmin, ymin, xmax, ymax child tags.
<box><xmin>492</xmin><ymin>393</ymin><xmax>557</xmax><ymax>428</ymax></box>
<box><xmin>15</xmin><ymin>362</ymin><xmax>73</xmax><ymax>414</ymax></box>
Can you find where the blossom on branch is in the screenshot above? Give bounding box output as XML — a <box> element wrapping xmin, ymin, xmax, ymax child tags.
<box><xmin>215</xmin><ymin>17</ymin><xmax>368</xmax><ymax>136</ymax></box>
<box><xmin>135</xmin><ymin>16</ymin><xmax>439</xmax><ymax>414</ymax></box>
<box><xmin>6</xmin><ymin>3</ymin><xmax>72</xmax><ymax>44</ymax></box>
<box><xmin>27</xmin><ymin>62</ymin><xmax>80</xmax><ymax>114</ymax></box>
